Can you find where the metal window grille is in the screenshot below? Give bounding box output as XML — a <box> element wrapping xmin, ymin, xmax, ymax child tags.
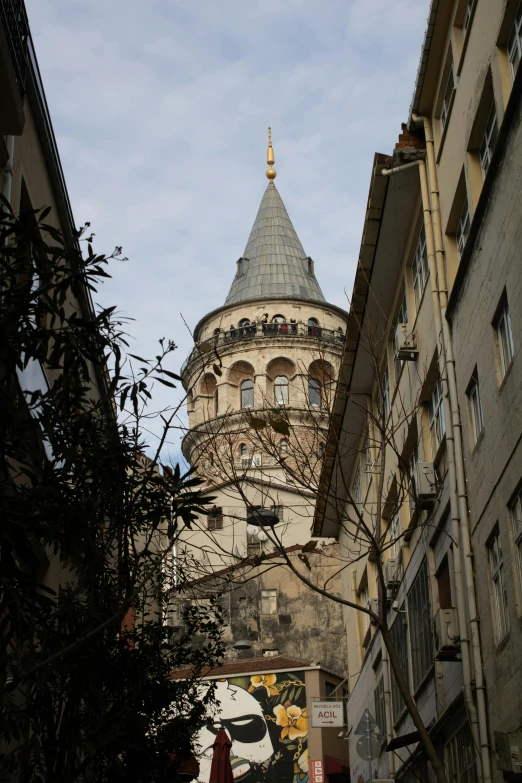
<box><xmin>393</xmin><ymin>290</ymin><xmax>409</xmax><ymax>382</ymax></box>
<box><xmin>467</xmin><ymin>374</ymin><xmax>484</xmax><ymax>444</ymax></box>
<box><xmin>374</xmin><ymin>676</ymin><xmax>386</xmax><ymax>743</ymax></box>
<box><xmin>412</xmin><ymin>225</ymin><xmax>429</xmax><ymax>311</ymax></box>
<box><xmin>440</xmin><ymin>65</ymin><xmax>455</xmax><ymax>131</ymax></box>
<box><xmin>390</xmin><ymin>610</ymin><xmax>409</xmax><ymax>721</ymax></box>
<box><xmin>456</xmin><ymin>199</ymin><xmax>470</xmax><ymax>258</ymax></box>
<box><xmin>261</xmin><ymin>589</ymin><xmax>277</xmax><ymax>615</ymax></box>
<box><xmin>508</xmin><ymin>1</ymin><xmax>522</xmax><ymax>82</ymax></box>
<box><xmin>207</xmin><ymin>507</ymin><xmax>223</xmax><ymax>531</ymax></box>
<box><xmin>479</xmin><ymin>105</ymin><xmax>499</xmax><ymax>180</ymax></box>
<box><xmin>510</xmin><ymin>488</ymin><xmax>522</xmax><ymax>598</ymax></box>
<box><xmin>428</xmin><ymin>379</ymin><xmax>446</xmax><ymax>456</ymax></box>
<box><xmin>489</xmin><ymin>531</ymin><xmax>510</xmax><ymax>640</ymax></box>
<box><xmin>496</xmin><ymin>302</ymin><xmax>515</xmax><ymax>378</ymax></box>
<box><xmin>408</xmin><ymin>561</ymin><xmax>433</xmax><ymax>690</ymax></box>
<box><xmin>444</xmin><ymin>722</ymin><xmax>477</xmax><ymax>783</ymax></box>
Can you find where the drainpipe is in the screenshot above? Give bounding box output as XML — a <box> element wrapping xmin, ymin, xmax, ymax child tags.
<box><xmin>411</xmin><ymin>113</ymin><xmax>492</xmax><ymax>783</ymax></box>
<box><xmin>381</xmin><ymin>159</ymin><xmax>484</xmax><ymax>783</ymax></box>
<box><xmin>2</xmin><ymin>136</ymin><xmax>15</xmax><ymax>203</ymax></box>
<box><xmin>381</xmin><ymin>641</ymin><xmax>395</xmax><ymax>774</ymax></box>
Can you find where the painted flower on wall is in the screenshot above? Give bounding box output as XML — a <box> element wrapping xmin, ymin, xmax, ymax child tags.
<box><xmin>273</xmin><ymin>702</ymin><xmax>308</xmax><ymax>740</ymax></box>
<box><xmin>248</xmin><ymin>673</ymin><xmax>279</xmax><ymax>697</ymax></box>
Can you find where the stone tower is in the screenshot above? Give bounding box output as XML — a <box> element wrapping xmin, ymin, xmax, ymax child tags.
<box><xmin>180</xmin><ymin>133</ymin><xmax>348</xmax><ymax>569</ymax></box>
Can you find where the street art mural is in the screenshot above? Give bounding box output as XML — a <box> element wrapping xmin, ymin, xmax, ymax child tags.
<box><xmin>196</xmin><ymin>670</ymin><xmax>308</xmax><ymax>783</ymax></box>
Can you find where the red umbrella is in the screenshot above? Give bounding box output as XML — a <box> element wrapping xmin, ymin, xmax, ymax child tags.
<box><xmin>209</xmin><ymin>729</ymin><xmax>234</xmax><ymax>783</ymax></box>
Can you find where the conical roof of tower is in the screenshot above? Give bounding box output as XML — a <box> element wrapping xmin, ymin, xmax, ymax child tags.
<box><xmin>224</xmin><ymin>181</ymin><xmax>325</xmax><ymax>305</ymax></box>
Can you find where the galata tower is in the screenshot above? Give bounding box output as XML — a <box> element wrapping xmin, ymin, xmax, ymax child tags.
<box><xmin>180</xmin><ymin>131</ymin><xmax>348</xmax><ymax>570</ymax></box>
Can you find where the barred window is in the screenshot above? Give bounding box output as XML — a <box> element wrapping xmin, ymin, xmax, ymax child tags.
<box><xmin>444</xmin><ymin>722</ymin><xmax>477</xmax><ymax>783</ymax></box>
<box><xmin>390</xmin><ymin>610</ymin><xmax>409</xmax><ymax>722</ymax></box>
<box><xmin>207</xmin><ymin>506</ymin><xmax>223</xmax><ymax>531</ymax></box>
<box><xmin>408</xmin><ymin>561</ymin><xmax>433</xmax><ymax>690</ymax></box>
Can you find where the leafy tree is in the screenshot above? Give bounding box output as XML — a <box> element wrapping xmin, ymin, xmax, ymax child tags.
<box><xmin>0</xmin><ymin>198</ymin><xmax>224</xmax><ymax>782</ymax></box>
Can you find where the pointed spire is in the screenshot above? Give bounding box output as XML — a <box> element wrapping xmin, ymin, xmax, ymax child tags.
<box><xmin>224</xmin><ymin>181</ymin><xmax>325</xmax><ymax>305</ymax></box>
<box><xmin>266</xmin><ymin>127</ymin><xmax>276</xmax><ymax>181</ymax></box>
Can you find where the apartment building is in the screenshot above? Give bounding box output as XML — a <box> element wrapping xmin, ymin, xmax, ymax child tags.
<box><xmin>314</xmin><ymin>2</ymin><xmax>522</xmax><ymax>783</ymax></box>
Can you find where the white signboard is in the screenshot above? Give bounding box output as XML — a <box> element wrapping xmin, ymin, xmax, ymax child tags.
<box><xmin>311</xmin><ymin>701</ymin><xmax>344</xmax><ymax>727</ymax></box>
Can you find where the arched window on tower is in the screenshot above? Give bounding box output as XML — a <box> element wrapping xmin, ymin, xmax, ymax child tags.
<box><xmin>240</xmin><ymin>379</ymin><xmax>254</xmax><ymax>409</ymax></box>
<box><xmin>318</xmin><ymin>442</ymin><xmax>325</xmax><ymax>458</ymax></box>
<box><xmin>308</xmin><ymin>378</ymin><xmax>321</xmax><ymax>407</ymax></box>
<box><xmin>272</xmin><ymin>314</ymin><xmax>286</xmax><ymax>323</ymax></box>
<box><xmin>240</xmin><ymin>443</ymin><xmax>247</xmax><ymax>457</ymax></box>
<box><xmin>274</xmin><ymin>376</ymin><xmax>289</xmax><ymax>405</ymax></box>
<box><xmin>214</xmin><ymin>388</ymin><xmax>219</xmax><ymax>417</ymax></box>
<box><xmin>308</xmin><ymin>317</ymin><xmax>319</xmax><ymax>336</ymax></box>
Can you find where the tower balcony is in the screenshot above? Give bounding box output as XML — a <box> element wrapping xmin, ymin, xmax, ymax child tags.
<box><xmin>181</xmin><ymin>320</ymin><xmax>345</xmax><ymax>379</ymax></box>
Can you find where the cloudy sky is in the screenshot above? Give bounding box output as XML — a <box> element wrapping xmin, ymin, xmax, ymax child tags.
<box><xmin>26</xmin><ymin>0</ymin><xmax>429</xmax><ymax>460</ymax></box>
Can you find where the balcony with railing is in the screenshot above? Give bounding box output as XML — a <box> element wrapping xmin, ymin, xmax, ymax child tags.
<box><xmin>181</xmin><ymin>320</ymin><xmax>345</xmax><ymax>377</ymax></box>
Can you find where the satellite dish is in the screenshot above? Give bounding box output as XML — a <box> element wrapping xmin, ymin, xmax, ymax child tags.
<box><xmin>257</xmin><ymin>529</ymin><xmax>268</xmax><ymax>542</ymax></box>
<box><xmin>246</xmin><ymin>524</ymin><xmax>259</xmax><ymax>537</ymax></box>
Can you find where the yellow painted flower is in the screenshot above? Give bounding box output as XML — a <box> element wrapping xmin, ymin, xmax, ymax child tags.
<box><xmin>273</xmin><ymin>703</ymin><xmax>308</xmax><ymax>740</ymax></box>
<box><xmin>248</xmin><ymin>673</ymin><xmax>279</xmax><ymax>697</ymax></box>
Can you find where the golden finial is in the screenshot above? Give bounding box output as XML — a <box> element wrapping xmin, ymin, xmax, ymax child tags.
<box><xmin>266</xmin><ymin>127</ymin><xmax>276</xmax><ymax>180</ymax></box>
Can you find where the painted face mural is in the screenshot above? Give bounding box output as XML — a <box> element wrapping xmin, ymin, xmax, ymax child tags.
<box><xmin>196</xmin><ymin>671</ymin><xmax>309</xmax><ymax>783</ymax></box>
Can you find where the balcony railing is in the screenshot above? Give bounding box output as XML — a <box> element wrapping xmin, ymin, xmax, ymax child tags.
<box><xmin>1</xmin><ymin>0</ymin><xmax>30</xmax><ymax>95</ymax></box>
<box><xmin>181</xmin><ymin>321</ymin><xmax>345</xmax><ymax>376</ymax></box>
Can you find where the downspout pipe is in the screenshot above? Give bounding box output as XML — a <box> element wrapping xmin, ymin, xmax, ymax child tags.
<box><xmin>411</xmin><ymin>113</ymin><xmax>492</xmax><ymax>783</ymax></box>
<box><xmin>2</xmin><ymin>136</ymin><xmax>15</xmax><ymax>203</ymax></box>
<box><xmin>381</xmin><ymin>159</ymin><xmax>483</xmax><ymax>783</ymax></box>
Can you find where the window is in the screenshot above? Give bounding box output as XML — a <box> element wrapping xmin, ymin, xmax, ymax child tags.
<box><xmin>508</xmin><ymin>1</ymin><xmax>522</xmax><ymax>82</ymax></box>
<box><xmin>238</xmin><ymin>318</ymin><xmax>250</xmax><ymax>327</ymax></box>
<box><xmin>456</xmin><ymin>198</ymin><xmax>470</xmax><ymax>259</ymax></box>
<box><xmin>462</xmin><ymin>0</ymin><xmax>473</xmax><ymax>33</ymax></box>
<box><xmin>308</xmin><ymin>317</ymin><xmax>319</xmax><ymax>336</ymax></box>
<box><xmin>240</xmin><ymin>379</ymin><xmax>254</xmax><ymax>409</ymax></box>
<box><xmin>280</xmin><ymin>438</ymin><xmax>288</xmax><ymax>454</ymax></box>
<box><xmin>272</xmin><ymin>314</ymin><xmax>285</xmax><ymax>323</ymax></box>
<box><xmin>437</xmin><ymin>558</ymin><xmax>453</xmax><ymax>609</ymax></box>
<box><xmin>466</xmin><ymin>370</ymin><xmax>484</xmax><ymax>445</ymax></box>
<box><xmin>325</xmin><ymin>681</ymin><xmax>337</xmax><ymax>698</ymax></box>
<box><xmin>408</xmin><ymin>561</ymin><xmax>433</xmax><ymax>690</ymax></box>
<box><xmin>390</xmin><ymin>610</ymin><xmax>409</xmax><ymax>721</ymax></box>
<box><xmin>261</xmin><ymin>589</ymin><xmax>277</xmax><ymax>615</ymax></box>
<box><xmin>274</xmin><ymin>375</ymin><xmax>289</xmax><ymax>405</ymax></box>
<box><xmin>207</xmin><ymin>507</ymin><xmax>223</xmax><ymax>531</ymax></box>
<box><xmin>360</xmin><ymin>583</ymin><xmax>370</xmax><ymax>634</ymax></box>
<box><xmin>307</xmin><ymin>257</ymin><xmax>314</xmax><ymax>275</ymax></box>
<box><xmin>263</xmin><ymin>648</ymin><xmax>279</xmax><ymax>657</ymax></box>
<box><xmin>412</xmin><ymin>225</ymin><xmax>429</xmax><ymax>311</ymax></box>
<box><xmin>352</xmin><ymin>466</ymin><xmax>362</xmax><ymax>509</ymax></box>
<box><xmin>479</xmin><ymin>104</ymin><xmax>498</xmax><ymax>180</ymax></box>
<box><xmin>237</xmin><ymin>258</ymin><xmax>244</xmax><ymax>276</ymax></box>
<box><xmin>440</xmin><ymin>64</ymin><xmax>455</xmax><ymax>131</ymax></box>
<box><xmin>393</xmin><ymin>290</ymin><xmax>409</xmax><ymax>382</ymax></box>
<box><xmin>407</xmin><ymin>442</ymin><xmax>419</xmax><ymax>518</ymax></box>
<box><xmin>308</xmin><ymin>378</ymin><xmax>321</xmax><ymax>407</ymax></box>
<box><xmin>214</xmin><ymin>389</ymin><xmax>219</xmax><ymax>417</ymax></box>
<box><xmin>381</xmin><ymin>367</ymin><xmax>390</xmax><ymax>422</ymax></box>
<box><xmin>374</xmin><ymin>676</ymin><xmax>386</xmax><ymax>743</ymax></box>
<box><xmin>489</xmin><ymin>531</ymin><xmax>509</xmax><ymax>640</ymax></box>
<box><xmin>494</xmin><ymin>300</ymin><xmax>515</xmax><ymax>379</ymax></box>
<box><xmin>510</xmin><ymin>487</ymin><xmax>522</xmax><ymax>597</ymax></box>
<box><xmin>428</xmin><ymin>379</ymin><xmax>446</xmax><ymax>456</ymax></box>
<box><xmin>318</xmin><ymin>441</ymin><xmax>325</xmax><ymax>458</ymax></box>
<box><xmin>364</xmin><ymin>432</ymin><xmax>373</xmax><ymax>473</ymax></box>
<box><xmin>444</xmin><ymin>722</ymin><xmax>477</xmax><ymax>783</ymax></box>
<box><xmin>389</xmin><ymin>506</ymin><xmax>401</xmax><ymax>559</ymax></box>
<box><xmin>240</xmin><ymin>443</ymin><xmax>247</xmax><ymax>457</ymax></box>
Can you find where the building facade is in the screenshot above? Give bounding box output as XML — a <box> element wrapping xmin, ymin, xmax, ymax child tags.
<box><xmin>315</xmin><ymin>2</ymin><xmax>522</xmax><ymax>783</ymax></box>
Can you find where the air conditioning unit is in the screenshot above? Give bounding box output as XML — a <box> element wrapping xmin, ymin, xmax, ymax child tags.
<box><xmin>395</xmin><ymin>323</ymin><xmax>418</xmax><ymax>361</ymax></box>
<box><xmin>385</xmin><ymin>558</ymin><xmax>400</xmax><ymax>589</ymax></box>
<box><xmin>417</xmin><ymin>462</ymin><xmax>437</xmax><ymax>504</ymax></box>
<box><xmin>433</xmin><ymin>607</ymin><xmax>460</xmax><ymax>660</ymax></box>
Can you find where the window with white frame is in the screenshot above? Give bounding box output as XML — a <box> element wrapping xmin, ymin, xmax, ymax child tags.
<box><xmin>381</xmin><ymin>367</ymin><xmax>391</xmax><ymax>422</ymax></box>
<box><xmin>261</xmin><ymin>589</ymin><xmax>278</xmax><ymax>615</ymax></box>
<box><xmin>389</xmin><ymin>505</ymin><xmax>401</xmax><ymax>559</ymax></box>
<box><xmin>510</xmin><ymin>487</ymin><xmax>522</xmax><ymax>598</ymax></box>
<box><xmin>488</xmin><ymin>531</ymin><xmax>510</xmax><ymax>641</ymax></box>
<box><xmin>240</xmin><ymin>379</ymin><xmax>254</xmax><ymax>408</ymax></box>
<box><xmin>494</xmin><ymin>299</ymin><xmax>515</xmax><ymax>379</ymax></box>
<box><xmin>479</xmin><ymin>104</ymin><xmax>498</xmax><ymax>180</ymax></box>
<box><xmin>508</xmin><ymin>1</ymin><xmax>522</xmax><ymax>82</ymax></box>
<box><xmin>456</xmin><ymin>198</ymin><xmax>470</xmax><ymax>259</ymax></box>
<box><xmin>352</xmin><ymin>465</ymin><xmax>362</xmax><ymax>509</ymax></box>
<box><xmin>412</xmin><ymin>224</ymin><xmax>429</xmax><ymax>311</ymax></box>
<box><xmin>428</xmin><ymin>379</ymin><xmax>446</xmax><ymax>456</ymax></box>
<box><xmin>393</xmin><ymin>290</ymin><xmax>409</xmax><ymax>382</ymax></box>
<box><xmin>466</xmin><ymin>370</ymin><xmax>484</xmax><ymax>445</ymax></box>
<box><xmin>440</xmin><ymin>64</ymin><xmax>455</xmax><ymax>131</ymax></box>
<box><xmin>390</xmin><ymin>610</ymin><xmax>409</xmax><ymax>721</ymax></box>
<box><xmin>274</xmin><ymin>375</ymin><xmax>289</xmax><ymax>405</ymax></box>
<box><xmin>408</xmin><ymin>561</ymin><xmax>433</xmax><ymax>690</ymax></box>
<box><xmin>444</xmin><ymin>722</ymin><xmax>477</xmax><ymax>783</ymax></box>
